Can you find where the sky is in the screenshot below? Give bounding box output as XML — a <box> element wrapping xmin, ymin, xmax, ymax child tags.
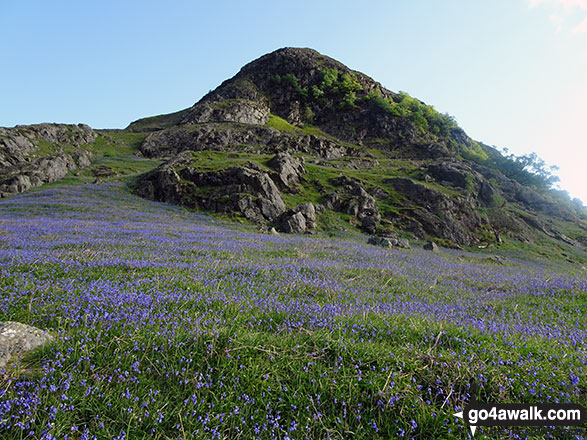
<box><xmin>1</xmin><ymin>0</ymin><xmax>586</xmax><ymax>203</ymax></box>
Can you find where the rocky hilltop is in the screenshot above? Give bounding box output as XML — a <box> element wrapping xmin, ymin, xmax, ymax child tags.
<box><xmin>0</xmin><ymin>124</ymin><xmax>95</xmax><ymax>197</ymax></box>
<box><xmin>0</xmin><ymin>48</ymin><xmax>583</xmax><ymax>252</ymax></box>
<box><xmin>128</xmin><ymin>47</ymin><xmax>585</xmax><ymax>249</ymax></box>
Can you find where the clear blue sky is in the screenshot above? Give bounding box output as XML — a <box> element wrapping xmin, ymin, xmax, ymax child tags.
<box><xmin>1</xmin><ymin>0</ymin><xmax>586</xmax><ymax>202</ymax></box>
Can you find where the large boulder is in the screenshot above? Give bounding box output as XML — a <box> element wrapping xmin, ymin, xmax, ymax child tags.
<box><xmin>277</xmin><ymin>202</ymin><xmax>317</xmax><ymax>233</ymax></box>
<box><xmin>0</xmin><ymin>322</ymin><xmax>53</xmax><ymax>370</ymax></box>
<box><xmin>423</xmin><ymin>241</ymin><xmax>439</xmax><ymax>252</ymax></box>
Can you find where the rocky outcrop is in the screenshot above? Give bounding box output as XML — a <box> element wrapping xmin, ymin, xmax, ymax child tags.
<box><xmin>388</xmin><ymin>177</ymin><xmax>480</xmax><ymax>246</ymax></box>
<box><xmin>139</xmin><ymin>123</ymin><xmax>350</xmax><ymax>160</ymax></box>
<box><xmin>0</xmin><ymin>123</ymin><xmax>95</xmax><ymax>197</ymax></box>
<box><xmin>471</xmin><ymin>163</ymin><xmax>575</xmax><ymax>220</ymax></box>
<box><xmin>0</xmin><ymin>123</ymin><xmax>95</xmax><ymax>166</ymax></box>
<box><xmin>277</xmin><ymin>202</ymin><xmax>317</xmax><ymax>234</ymax></box>
<box><xmin>0</xmin><ymin>151</ymin><xmax>92</xmax><ymax>198</ymax></box>
<box><xmin>137</xmin><ymin>153</ymin><xmax>286</xmax><ymax>224</ymax></box>
<box><xmin>323</xmin><ymin>176</ymin><xmax>381</xmax><ymax>234</ymax></box>
<box><xmin>426</xmin><ymin>162</ymin><xmax>470</xmax><ymax>189</ymax></box>
<box><xmin>180</xmin><ymin>99</ymin><xmax>270</xmax><ymax>125</ymax></box>
<box><xmin>0</xmin><ymin>322</ymin><xmax>53</xmax><ymax>371</ymax></box>
<box><xmin>268</xmin><ymin>152</ymin><xmax>305</xmax><ymax>189</ymax></box>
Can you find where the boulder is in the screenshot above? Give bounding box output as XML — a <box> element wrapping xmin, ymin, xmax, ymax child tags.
<box><xmin>368</xmin><ymin>235</ymin><xmax>410</xmax><ymax>249</ymax></box>
<box><xmin>0</xmin><ymin>322</ymin><xmax>53</xmax><ymax>370</ymax></box>
<box><xmin>423</xmin><ymin>241</ymin><xmax>439</xmax><ymax>252</ymax></box>
<box><xmin>276</xmin><ymin>202</ymin><xmax>317</xmax><ymax>233</ymax></box>
<box><xmin>281</xmin><ymin>211</ymin><xmax>306</xmax><ymax>233</ymax></box>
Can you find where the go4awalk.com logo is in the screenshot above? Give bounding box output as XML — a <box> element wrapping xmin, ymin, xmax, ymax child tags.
<box><xmin>454</xmin><ymin>391</ymin><xmax>585</xmax><ymax>436</ymax></box>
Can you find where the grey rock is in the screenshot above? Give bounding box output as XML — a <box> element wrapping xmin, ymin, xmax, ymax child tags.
<box><xmin>268</xmin><ymin>152</ymin><xmax>305</xmax><ymax>189</ymax></box>
<box><xmin>387</xmin><ymin>177</ymin><xmax>480</xmax><ymax>246</ymax></box>
<box><xmin>368</xmin><ymin>235</ymin><xmax>410</xmax><ymax>249</ymax></box>
<box><xmin>368</xmin><ymin>236</ymin><xmax>392</xmax><ymax>248</ymax></box>
<box><xmin>325</xmin><ymin>176</ymin><xmax>380</xmax><ymax>234</ymax></box>
<box><xmin>0</xmin><ymin>321</ymin><xmax>53</xmax><ymax>370</ymax></box>
<box><xmin>295</xmin><ymin>202</ymin><xmax>316</xmax><ymax>222</ymax></box>
<box><xmin>423</xmin><ymin>241</ymin><xmax>439</xmax><ymax>252</ymax></box>
<box><xmin>139</xmin><ymin>124</ymin><xmax>350</xmax><ymax>160</ymax></box>
<box><xmin>281</xmin><ymin>211</ymin><xmax>306</xmax><ymax>233</ymax></box>
<box><xmin>137</xmin><ymin>155</ymin><xmax>286</xmax><ymax>224</ymax></box>
<box><xmin>396</xmin><ymin>238</ymin><xmax>411</xmax><ymax>249</ymax></box>
<box><xmin>181</xmin><ymin>99</ymin><xmax>270</xmax><ymax>125</ymax></box>
<box><xmin>426</xmin><ymin>162</ymin><xmax>470</xmax><ymax>188</ymax></box>
<box><xmin>276</xmin><ymin>202</ymin><xmax>317</xmax><ymax>233</ymax></box>
<box><xmin>483</xmin><ymin>255</ymin><xmax>509</xmax><ymax>265</ymax></box>
<box><xmin>0</xmin><ymin>123</ymin><xmax>95</xmax><ymax>197</ymax></box>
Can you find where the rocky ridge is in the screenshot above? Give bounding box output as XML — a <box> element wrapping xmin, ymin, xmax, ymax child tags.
<box><xmin>0</xmin><ymin>123</ymin><xmax>95</xmax><ymax>197</ymax></box>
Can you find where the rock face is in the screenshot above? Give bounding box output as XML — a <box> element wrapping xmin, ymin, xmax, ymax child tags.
<box><xmin>387</xmin><ymin>177</ymin><xmax>480</xmax><ymax>246</ymax></box>
<box><xmin>323</xmin><ymin>177</ymin><xmax>381</xmax><ymax>234</ymax></box>
<box><xmin>137</xmin><ymin>153</ymin><xmax>286</xmax><ymax>224</ymax></box>
<box><xmin>0</xmin><ymin>123</ymin><xmax>95</xmax><ymax>197</ymax></box>
<box><xmin>0</xmin><ymin>322</ymin><xmax>53</xmax><ymax>370</ymax></box>
<box><xmin>181</xmin><ymin>99</ymin><xmax>270</xmax><ymax>125</ymax></box>
<box><xmin>268</xmin><ymin>152</ymin><xmax>305</xmax><ymax>189</ymax></box>
<box><xmin>139</xmin><ymin>124</ymin><xmax>351</xmax><ymax>160</ymax></box>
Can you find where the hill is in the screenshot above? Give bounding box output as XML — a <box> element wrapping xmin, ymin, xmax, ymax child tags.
<box><xmin>0</xmin><ymin>47</ymin><xmax>585</xmax><ymax>262</ymax></box>
<box><xmin>125</xmin><ymin>47</ymin><xmax>585</xmax><ymax>257</ymax></box>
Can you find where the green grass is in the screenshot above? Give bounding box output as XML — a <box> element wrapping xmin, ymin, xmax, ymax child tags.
<box><xmin>301</xmin><ymin>124</ymin><xmax>335</xmax><ymax>140</ymax></box>
<box><xmin>265</xmin><ymin>114</ymin><xmax>300</xmax><ymax>133</ymax></box>
<box><xmin>125</xmin><ymin>109</ymin><xmax>191</xmax><ymax>132</ymax></box>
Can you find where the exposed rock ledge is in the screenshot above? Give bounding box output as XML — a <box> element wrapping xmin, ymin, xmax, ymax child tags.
<box><xmin>0</xmin><ymin>123</ymin><xmax>95</xmax><ymax>197</ymax></box>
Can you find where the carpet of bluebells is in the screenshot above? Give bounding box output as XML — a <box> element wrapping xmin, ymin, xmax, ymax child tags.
<box><xmin>0</xmin><ymin>183</ymin><xmax>586</xmax><ymax>439</ymax></box>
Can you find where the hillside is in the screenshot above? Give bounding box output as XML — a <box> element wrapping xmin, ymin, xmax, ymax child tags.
<box><xmin>125</xmin><ymin>47</ymin><xmax>585</xmax><ymax>258</ymax></box>
<box><xmin>1</xmin><ymin>47</ymin><xmax>587</xmax><ymax>440</ymax></box>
